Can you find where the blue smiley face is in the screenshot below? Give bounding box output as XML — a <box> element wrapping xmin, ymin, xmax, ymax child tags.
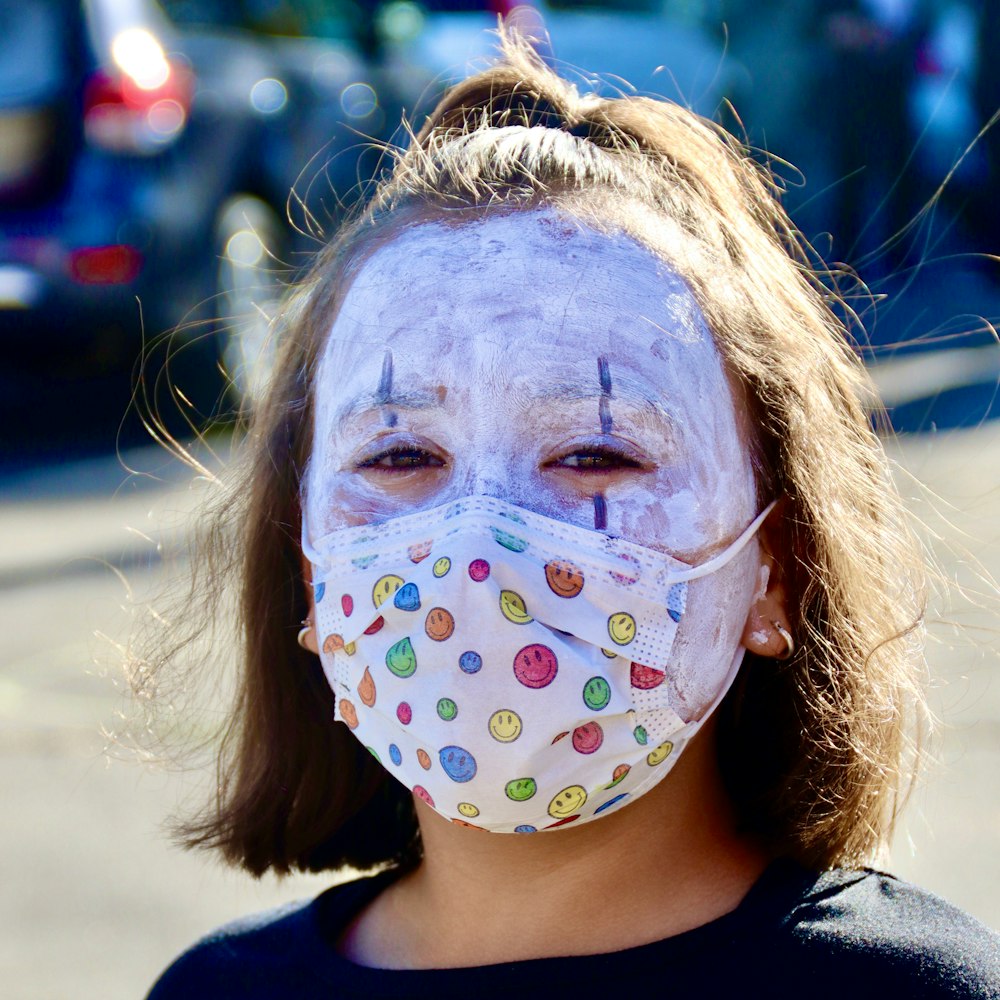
<box><xmin>393</xmin><ymin>582</ymin><xmax>421</xmax><ymax>612</ymax></box>
<box><xmin>388</xmin><ymin>743</ymin><xmax>402</xmax><ymax>766</ymax></box>
<box><xmin>459</xmin><ymin>650</ymin><xmax>483</xmax><ymax>674</ymax></box>
<box><xmin>313</xmin><ymin>581</ymin><xmax>326</xmax><ymax>603</ymax></box>
<box><xmin>439</xmin><ymin>745</ymin><xmax>477</xmax><ymax>783</ymax></box>
<box><xmin>667</xmin><ymin>582</ymin><xmax>687</xmax><ymax>623</ymax></box>
<box><xmin>514</xmin><ymin>824</ymin><xmax>537</xmax><ymax>833</ymax></box>
<box><xmin>594</xmin><ymin>792</ymin><xmax>629</xmax><ymax>815</ymax></box>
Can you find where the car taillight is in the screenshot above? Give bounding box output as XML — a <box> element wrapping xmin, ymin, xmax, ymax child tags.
<box><xmin>83</xmin><ymin>33</ymin><xmax>193</xmax><ymax>155</ymax></box>
<box><xmin>68</xmin><ymin>245</ymin><xmax>143</xmax><ymax>284</ymax></box>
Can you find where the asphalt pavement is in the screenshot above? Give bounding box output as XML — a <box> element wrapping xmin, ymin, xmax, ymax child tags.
<box><xmin>2</xmin><ymin>401</ymin><xmax>1000</xmax><ymax>999</ymax></box>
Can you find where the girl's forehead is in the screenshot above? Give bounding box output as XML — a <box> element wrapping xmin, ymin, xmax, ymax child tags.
<box><xmin>319</xmin><ymin>208</ymin><xmax>728</xmax><ymax>408</ymax></box>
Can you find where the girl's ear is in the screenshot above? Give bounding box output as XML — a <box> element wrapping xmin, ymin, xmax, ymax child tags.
<box><xmin>299</xmin><ymin>553</ymin><xmax>320</xmax><ymax>655</ymax></box>
<box><xmin>741</xmin><ymin>510</ymin><xmax>795</xmax><ymax>660</ymax></box>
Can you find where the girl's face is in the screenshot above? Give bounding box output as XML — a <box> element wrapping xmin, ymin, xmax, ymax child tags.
<box><xmin>306</xmin><ymin>207</ymin><xmax>769</xmax><ymax>718</ymax></box>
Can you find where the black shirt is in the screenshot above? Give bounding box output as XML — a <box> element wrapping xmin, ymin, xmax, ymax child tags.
<box><xmin>146</xmin><ymin>860</ymin><xmax>1000</xmax><ymax>999</ymax></box>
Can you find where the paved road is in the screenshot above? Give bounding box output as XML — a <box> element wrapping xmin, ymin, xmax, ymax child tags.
<box><xmin>2</xmin><ymin>423</ymin><xmax>999</xmax><ymax>999</ymax></box>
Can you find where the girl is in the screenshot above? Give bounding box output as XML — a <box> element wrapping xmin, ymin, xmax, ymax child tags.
<box><xmin>145</xmin><ymin>32</ymin><xmax>999</xmax><ymax>999</ymax></box>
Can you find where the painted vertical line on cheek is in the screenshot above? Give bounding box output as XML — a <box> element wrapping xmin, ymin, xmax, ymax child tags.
<box><xmin>376</xmin><ymin>350</ymin><xmax>397</xmax><ymax>427</ymax></box>
<box><xmin>598</xmin><ymin>356</ymin><xmax>613</xmax><ymax>434</ymax></box>
<box><xmin>593</xmin><ymin>492</ymin><xmax>608</xmax><ymax>531</ymax></box>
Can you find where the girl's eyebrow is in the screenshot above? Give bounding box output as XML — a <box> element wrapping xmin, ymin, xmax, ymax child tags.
<box><xmin>523</xmin><ymin>381</ymin><xmax>673</xmax><ymax>419</ymax></box>
<box><xmin>334</xmin><ymin>389</ymin><xmax>444</xmax><ymax>429</ymax></box>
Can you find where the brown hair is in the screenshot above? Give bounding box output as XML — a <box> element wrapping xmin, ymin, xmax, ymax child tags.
<box><xmin>133</xmin><ymin>30</ymin><xmax>926</xmax><ymax>875</ymax></box>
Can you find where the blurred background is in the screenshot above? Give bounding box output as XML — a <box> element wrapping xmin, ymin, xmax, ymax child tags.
<box><xmin>2</xmin><ymin>1</ymin><xmax>999</xmax><ymax>997</ymax></box>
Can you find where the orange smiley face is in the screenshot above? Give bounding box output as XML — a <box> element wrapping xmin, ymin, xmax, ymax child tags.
<box><xmin>544</xmin><ymin>560</ymin><xmax>585</xmax><ymax>598</ymax></box>
<box><xmin>357</xmin><ymin>666</ymin><xmax>376</xmax><ymax>708</ymax></box>
<box><xmin>424</xmin><ymin>607</ymin><xmax>456</xmax><ymax>642</ymax></box>
<box><xmin>450</xmin><ymin>818</ymin><xmax>487</xmax><ymax>831</ymax></box>
<box><xmin>323</xmin><ymin>633</ymin><xmax>345</xmax><ymax>654</ymax></box>
<box><xmin>408</xmin><ymin>540</ymin><xmax>432</xmax><ymax>563</ymax></box>
<box><xmin>338</xmin><ymin>699</ymin><xmax>358</xmax><ymax>729</ymax></box>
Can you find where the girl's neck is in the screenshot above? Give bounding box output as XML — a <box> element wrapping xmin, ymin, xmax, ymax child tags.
<box><xmin>337</xmin><ymin>724</ymin><xmax>770</xmax><ymax>970</ymax></box>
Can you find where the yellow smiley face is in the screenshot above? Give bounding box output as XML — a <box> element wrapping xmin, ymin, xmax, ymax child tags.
<box><xmin>646</xmin><ymin>740</ymin><xmax>674</xmax><ymax>766</ymax></box>
<box><xmin>457</xmin><ymin>802</ymin><xmax>480</xmax><ymax>818</ymax></box>
<box><xmin>499</xmin><ymin>590</ymin><xmax>533</xmax><ymax>625</ymax></box>
<box><xmin>488</xmin><ymin>709</ymin><xmax>523</xmax><ymax>743</ymax></box>
<box><xmin>548</xmin><ymin>784</ymin><xmax>587</xmax><ymax>818</ymax></box>
<box><xmin>372</xmin><ymin>574</ymin><xmax>404</xmax><ymax>609</ymax></box>
<box><xmin>432</xmin><ymin>557</ymin><xmax>452</xmax><ymax>578</ymax></box>
<box><xmin>607</xmin><ymin>612</ymin><xmax>636</xmax><ymax>646</ymax></box>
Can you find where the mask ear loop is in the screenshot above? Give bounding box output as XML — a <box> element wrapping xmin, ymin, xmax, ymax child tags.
<box><xmin>664</xmin><ymin>499</ymin><xmax>778</xmax><ymax>586</ymax></box>
<box><xmin>663</xmin><ymin>499</ymin><xmax>780</xmax><ymax>735</ymax></box>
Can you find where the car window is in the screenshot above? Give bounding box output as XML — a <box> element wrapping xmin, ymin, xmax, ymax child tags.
<box><xmin>543</xmin><ymin>1</ymin><xmax>665</xmax><ymax>8</ymax></box>
<box><xmin>161</xmin><ymin>0</ymin><xmax>358</xmax><ymax>39</ymax></box>
<box><xmin>0</xmin><ymin>1</ymin><xmax>77</xmax><ymax>106</ymax></box>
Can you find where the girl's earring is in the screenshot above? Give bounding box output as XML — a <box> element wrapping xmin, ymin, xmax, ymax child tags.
<box><xmin>297</xmin><ymin>618</ymin><xmax>314</xmax><ymax>651</ymax></box>
<box><xmin>772</xmin><ymin>621</ymin><xmax>795</xmax><ymax>660</ymax></box>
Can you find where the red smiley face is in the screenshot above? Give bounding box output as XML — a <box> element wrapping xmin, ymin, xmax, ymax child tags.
<box><xmin>630</xmin><ymin>661</ymin><xmax>666</xmax><ymax>690</ymax></box>
<box><xmin>513</xmin><ymin>644</ymin><xmax>559</xmax><ymax>688</ymax></box>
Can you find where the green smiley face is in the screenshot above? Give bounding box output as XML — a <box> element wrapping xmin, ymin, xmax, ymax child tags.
<box><xmin>582</xmin><ymin>676</ymin><xmax>611</xmax><ymax>711</ymax></box>
<box><xmin>491</xmin><ymin>527</ymin><xmax>529</xmax><ymax>553</ymax></box>
<box><xmin>505</xmin><ymin>777</ymin><xmax>537</xmax><ymax>802</ymax></box>
<box><xmin>386</xmin><ymin>637</ymin><xmax>417</xmax><ymax>678</ymax></box>
<box><xmin>437</xmin><ymin>697</ymin><xmax>458</xmax><ymax>721</ymax></box>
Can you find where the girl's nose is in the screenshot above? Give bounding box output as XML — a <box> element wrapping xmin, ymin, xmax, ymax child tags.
<box><xmin>468</xmin><ymin>467</ymin><xmax>516</xmax><ymax>503</ymax></box>
<box><xmin>463</xmin><ymin>454</ymin><xmax>536</xmax><ymax>510</ymax></box>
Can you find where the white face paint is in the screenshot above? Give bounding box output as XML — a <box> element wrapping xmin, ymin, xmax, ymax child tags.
<box><xmin>306</xmin><ymin>207</ymin><xmax>764</xmax><ymax>719</ymax></box>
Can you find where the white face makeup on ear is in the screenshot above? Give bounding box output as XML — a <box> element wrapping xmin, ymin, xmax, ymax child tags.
<box><xmin>305</xmin><ymin>207</ymin><xmax>764</xmax><ymax>721</ymax></box>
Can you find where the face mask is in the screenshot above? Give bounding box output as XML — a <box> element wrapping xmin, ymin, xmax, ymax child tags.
<box><xmin>303</xmin><ymin>495</ymin><xmax>772</xmax><ymax>834</ymax></box>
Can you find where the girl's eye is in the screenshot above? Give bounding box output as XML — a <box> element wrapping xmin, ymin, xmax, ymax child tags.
<box><xmin>549</xmin><ymin>449</ymin><xmax>645</xmax><ymax>472</ymax></box>
<box><xmin>358</xmin><ymin>446</ymin><xmax>445</xmax><ymax>471</ymax></box>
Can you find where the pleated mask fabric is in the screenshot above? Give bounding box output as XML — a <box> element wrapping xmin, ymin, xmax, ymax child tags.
<box><xmin>303</xmin><ymin>495</ymin><xmax>773</xmax><ymax>833</ymax></box>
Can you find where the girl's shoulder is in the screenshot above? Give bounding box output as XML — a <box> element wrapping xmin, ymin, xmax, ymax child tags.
<box><xmin>144</xmin><ymin>863</ymin><xmax>1000</xmax><ymax>999</ymax></box>
<box><xmin>144</xmin><ymin>871</ymin><xmax>396</xmax><ymax>1000</ymax></box>
<box><xmin>761</xmin><ymin>863</ymin><xmax>1000</xmax><ymax>996</ymax></box>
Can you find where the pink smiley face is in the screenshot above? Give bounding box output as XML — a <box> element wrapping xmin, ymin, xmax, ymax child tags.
<box><xmin>513</xmin><ymin>644</ymin><xmax>559</xmax><ymax>688</ymax></box>
<box><xmin>468</xmin><ymin>558</ymin><xmax>491</xmax><ymax>582</ymax></box>
<box><xmin>412</xmin><ymin>785</ymin><xmax>434</xmax><ymax>807</ymax></box>
<box><xmin>571</xmin><ymin>721</ymin><xmax>604</xmax><ymax>755</ymax></box>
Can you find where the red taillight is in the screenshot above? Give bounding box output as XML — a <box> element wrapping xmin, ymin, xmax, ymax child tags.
<box><xmin>83</xmin><ymin>61</ymin><xmax>193</xmax><ymax>153</ymax></box>
<box><xmin>68</xmin><ymin>245</ymin><xmax>143</xmax><ymax>284</ymax></box>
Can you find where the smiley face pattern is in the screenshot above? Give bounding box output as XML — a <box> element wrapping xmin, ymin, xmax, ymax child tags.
<box><xmin>304</xmin><ymin>495</ymin><xmax>753</xmax><ymax>833</ymax></box>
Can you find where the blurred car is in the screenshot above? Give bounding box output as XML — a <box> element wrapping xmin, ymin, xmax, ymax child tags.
<box><xmin>0</xmin><ymin>0</ymin><xmax>373</xmax><ymax>441</ymax></box>
<box><xmin>163</xmin><ymin>0</ymin><xmax>736</xmax><ymax>409</ymax></box>
<box><xmin>366</xmin><ymin>0</ymin><xmax>734</xmax><ymax>125</ymax></box>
